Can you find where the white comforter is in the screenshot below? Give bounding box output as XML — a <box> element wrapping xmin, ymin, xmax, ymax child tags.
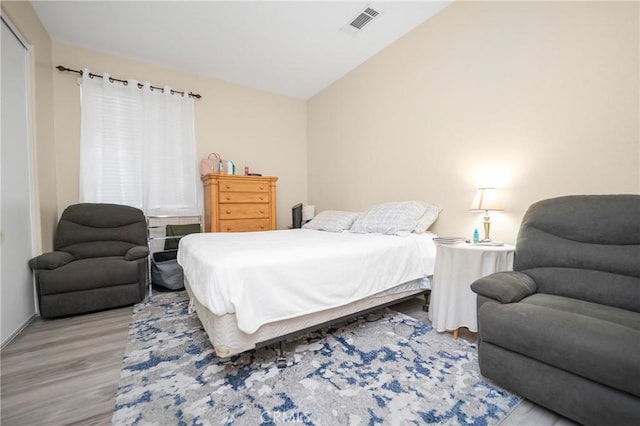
<box><xmin>177</xmin><ymin>229</ymin><xmax>436</xmax><ymax>334</ymax></box>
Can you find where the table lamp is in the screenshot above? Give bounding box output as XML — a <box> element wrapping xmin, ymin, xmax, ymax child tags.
<box><xmin>302</xmin><ymin>205</ymin><xmax>315</xmax><ymax>224</ymax></box>
<box><xmin>470</xmin><ymin>188</ymin><xmax>503</xmax><ymax>241</ymax></box>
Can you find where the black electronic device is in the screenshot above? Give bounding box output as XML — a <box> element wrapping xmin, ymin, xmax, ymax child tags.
<box><xmin>292</xmin><ymin>203</ymin><xmax>303</xmax><ymax>228</ymax></box>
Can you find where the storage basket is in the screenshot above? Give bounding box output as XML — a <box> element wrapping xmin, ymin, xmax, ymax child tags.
<box><xmin>151</xmin><ymin>250</ymin><xmax>184</xmax><ymax>290</ymax></box>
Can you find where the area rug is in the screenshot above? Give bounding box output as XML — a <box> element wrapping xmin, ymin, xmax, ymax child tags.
<box><xmin>112</xmin><ymin>292</ymin><xmax>521</xmax><ymax>425</ymax></box>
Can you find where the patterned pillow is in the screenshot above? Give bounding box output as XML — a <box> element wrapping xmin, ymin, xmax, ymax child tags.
<box><xmin>302</xmin><ymin>210</ymin><xmax>361</xmax><ymax>232</ymax></box>
<box><xmin>413</xmin><ymin>203</ymin><xmax>442</xmax><ymax>233</ymax></box>
<box><xmin>349</xmin><ymin>201</ymin><xmax>428</xmax><ymax>235</ymax></box>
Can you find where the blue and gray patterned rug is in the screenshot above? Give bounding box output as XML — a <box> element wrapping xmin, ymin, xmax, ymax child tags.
<box><xmin>112</xmin><ymin>292</ymin><xmax>520</xmax><ymax>425</ymax></box>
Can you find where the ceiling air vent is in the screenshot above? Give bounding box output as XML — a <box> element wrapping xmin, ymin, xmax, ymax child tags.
<box><xmin>341</xmin><ymin>6</ymin><xmax>381</xmax><ymax>35</ymax></box>
<box><xmin>350</xmin><ymin>7</ymin><xmax>379</xmax><ymax>30</ymax></box>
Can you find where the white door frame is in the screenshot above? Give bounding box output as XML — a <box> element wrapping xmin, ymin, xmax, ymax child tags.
<box><xmin>1</xmin><ymin>13</ymin><xmax>39</xmax><ymax>348</ymax></box>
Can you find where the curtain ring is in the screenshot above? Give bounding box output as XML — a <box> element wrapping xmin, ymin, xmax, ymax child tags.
<box><xmin>123</xmin><ymin>80</ymin><xmax>128</xmax><ymax>86</ymax></box>
<box><xmin>109</xmin><ymin>77</ymin><xmax>114</xmax><ymax>83</ymax></box>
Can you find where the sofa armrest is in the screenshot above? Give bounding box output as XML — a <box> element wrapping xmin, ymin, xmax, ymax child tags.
<box><xmin>125</xmin><ymin>245</ymin><xmax>150</xmax><ymax>261</ymax></box>
<box><xmin>471</xmin><ymin>271</ymin><xmax>537</xmax><ymax>304</ymax></box>
<box><xmin>28</xmin><ymin>251</ymin><xmax>74</xmax><ymax>270</ymax></box>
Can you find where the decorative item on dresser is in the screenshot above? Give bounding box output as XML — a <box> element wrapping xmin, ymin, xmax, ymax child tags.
<box><xmin>201</xmin><ymin>174</ymin><xmax>278</xmax><ymax>232</ymax></box>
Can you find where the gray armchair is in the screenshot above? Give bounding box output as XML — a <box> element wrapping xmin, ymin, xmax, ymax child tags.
<box><xmin>29</xmin><ymin>203</ymin><xmax>149</xmax><ymax>318</ymax></box>
<box><xmin>470</xmin><ymin>194</ymin><xmax>640</xmax><ymax>425</ymax></box>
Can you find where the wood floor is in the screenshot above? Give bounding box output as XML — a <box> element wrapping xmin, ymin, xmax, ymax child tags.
<box><xmin>1</xmin><ymin>296</ymin><xmax>576</xmax><ymax>426</ymax></box>
<box><xmin>1</xmin><ymin>307</ymin><xmax>132</xmax><ymax>425</ymax></box>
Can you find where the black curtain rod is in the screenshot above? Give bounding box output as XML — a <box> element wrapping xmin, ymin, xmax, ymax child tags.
<box><xmin>56</xmin><ymin>65</ymin><xmax>202</xmax><ymax>99</ymax></box>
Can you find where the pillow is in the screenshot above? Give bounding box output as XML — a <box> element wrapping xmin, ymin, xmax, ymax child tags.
<box><xmin>413</xmin><ymin>203</ymin><xmax>442</xmax><ymax>233</ymax></box>
<box><xmin>350</xmin><ymin>201</ymin><xmax>428</xmax><ymax>235</ymax></box>
<box><xmin>302</xmin><ymin>210</ymin><xmax>360</xmax><ymax>232</ymax></box>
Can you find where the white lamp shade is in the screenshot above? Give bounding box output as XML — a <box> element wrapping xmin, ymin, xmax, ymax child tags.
<box><xmin>302</xmin><ymin>205</ymin><xmax>315</xmax><ymax>222</ymax></box>
<box><xmin>470</xmin><ymin>188</ymin><xmax>503</xmax><ymax>211</ymax></box>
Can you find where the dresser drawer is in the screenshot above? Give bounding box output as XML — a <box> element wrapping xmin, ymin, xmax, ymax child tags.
<box><xmin>219</xmin><ymin>218</ymin><xmax>271</xmax><ymax>232</ymax></box>
<box><xmin>219</xmin><ymin>203</ymin><xmax>269</xmax><ymax>219</ymax></box>
<box><xmin>220</xmin><ymin>180</ymin><xmax>269</xmax><ymax>193</ymax></box>
<box><xmin>220</xmin><ymin>191</ymin><xmax>270</xmax><ymax>203</ymax></box>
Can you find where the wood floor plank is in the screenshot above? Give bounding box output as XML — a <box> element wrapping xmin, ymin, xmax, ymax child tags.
<box><xmin>1</xmin><ymin>306</ymin><xmax>132</xmax><ymax>426</ymax></box>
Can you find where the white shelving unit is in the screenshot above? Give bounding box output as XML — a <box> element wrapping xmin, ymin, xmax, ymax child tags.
<box><xmin>146</xmin><ymin>214</ymin><xmax>202</xmax><ymax>295</ymax></box>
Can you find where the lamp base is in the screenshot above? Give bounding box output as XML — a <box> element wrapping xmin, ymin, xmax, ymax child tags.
<box><xmin>482</xmin><ymin>212</ymin><xmax>492</xmax><ymax>241</ymax></box>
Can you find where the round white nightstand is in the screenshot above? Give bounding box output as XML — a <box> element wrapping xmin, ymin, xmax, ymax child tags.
<box><xmin>428</xmin><ymin>242</ymin><xmax>515</xmax><ymax>338</ymax></box>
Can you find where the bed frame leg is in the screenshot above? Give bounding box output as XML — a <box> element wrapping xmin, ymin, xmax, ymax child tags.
<box><xmin>422</xmin><ymin>291</ymin><xmax>430</xmax><ymax>312</ymax></box>
<box><xmin>276</xmin><ymin>341</ymin><xmax>287</xmax><ymax>369</ymax></box>
<box><xmin>365</xmin><ymin>312</ymin><xmax>382</xmax><ymax>322</ymax></box>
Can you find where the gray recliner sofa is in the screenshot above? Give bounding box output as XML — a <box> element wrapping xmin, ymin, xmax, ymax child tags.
<box><xmin>29</xmin><ymin>203</ymin><xmax>149</xmax><ymax>318</ymax></box>
<box><xmin>471</xmin><ymin>194</ymin><xmax>640</xmax><ymax>426</ymax></box>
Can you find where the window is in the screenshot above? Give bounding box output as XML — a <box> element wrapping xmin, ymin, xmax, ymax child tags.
<box><xmin>79</xmin><ymin>69</ymin><xmax>200</xmax><ymax>216</ymax></box>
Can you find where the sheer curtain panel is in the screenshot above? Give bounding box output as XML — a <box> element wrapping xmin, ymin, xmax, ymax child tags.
<box><xmin>80</xmin><ymin>69</ymin><xmax>200</xmax><ymax>216</ymax></box>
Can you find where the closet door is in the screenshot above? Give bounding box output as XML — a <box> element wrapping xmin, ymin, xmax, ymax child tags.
<box><xmin>1</xmin><ymin>16</ymin><xmax>36</xmax><ymax>346</ymax></box>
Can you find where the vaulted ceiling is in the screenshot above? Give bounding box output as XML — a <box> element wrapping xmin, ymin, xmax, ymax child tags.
<box><xmin>32</xmin><ymin>1</ymin><xmax>452</xmax><ymax>99</ymax></box>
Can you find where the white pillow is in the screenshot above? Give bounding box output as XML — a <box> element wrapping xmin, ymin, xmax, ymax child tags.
<box><xmin>413</xmin><ymin>203</ymin><xmax>442</xmax><ymax>233</ymax></box>
<box><xmin>302</xmin><ymin>210</ymin><xmax>360</xmax><ymax>232</ymax></box>
<box><xmin>349</xmin><ymin>201</ymin><xmax>428</xmax><ymax>235</ymax></box>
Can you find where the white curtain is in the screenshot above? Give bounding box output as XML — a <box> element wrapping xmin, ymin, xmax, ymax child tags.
<box><xmin>80</xmin><ymin>69</ymin><xmax>200</xmax><ymax>216</ymax></box>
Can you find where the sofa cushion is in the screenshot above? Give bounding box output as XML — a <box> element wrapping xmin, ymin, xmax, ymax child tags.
<box><xmin>59</xmin><ymin>241</ymin><xmax>139</xmax><ymax>260</ymax></box>
<box><xmin>37</xmin><ymin>257</ymin><xmax>141</xmax><ymax>295</ymax></box>
<box><xmin>54</xmin><ymin>203</ymin><xmax>147</xmax><ymax>258</ymax></box>
<box><xmin>524</xmin><ymin>267</ymin><xmax>640</xmax><ymax>313</ymax></box>
<box><xmin>514</xmin><ymin>195</ymin><xmax>640</xmax><ymax>312</ymax></box>
<box><xmin>521</xmin><ymin>293</ymin><xmax>639</xmax><ymax>329</ymax></box>
<box><xmin>479</xmin><ymin>293</ymin><xmax>640</xmax><ymax>397</ymax></box>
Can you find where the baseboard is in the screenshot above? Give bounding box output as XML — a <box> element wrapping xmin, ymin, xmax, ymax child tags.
<box><xmin>1</xmin><ymin>314</ymin><xmax>36</xmax><ymax>350</ymax></box>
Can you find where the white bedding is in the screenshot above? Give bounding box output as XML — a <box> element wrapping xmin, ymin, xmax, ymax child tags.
<box><xmin>177</xmin><ymin>229</ymin><xmax>436</xmax><ymax>334</ymax></box>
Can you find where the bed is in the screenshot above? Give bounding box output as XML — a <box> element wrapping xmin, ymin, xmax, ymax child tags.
<box><xmin>177</xmin><ymin>202</ymin><xmax>440</xmax><ymax>358</ymax></box>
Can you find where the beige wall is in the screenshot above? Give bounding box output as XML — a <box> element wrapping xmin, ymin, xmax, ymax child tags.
<box><xmin>53</xmin><ymin>43</ymin><xmax>307</xmax><ymax>230</ymax></box>
<box><xmin>307</xmin><ymin>0</ymin><xmax>640</xmax><ymax>244</ymax></box>
<box><xmin>1</xmin><ymin>0</ymin><xmax>57</xmax><ymax>252</ymax></box>
<box><xmin>5</xmin><ymin>0</ymin><xmax>639</xmax><ymax>248</ymax></box>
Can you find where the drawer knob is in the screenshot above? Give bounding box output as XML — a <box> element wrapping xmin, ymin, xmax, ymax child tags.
<box><xmin>260</xmin><ymin>196</ymin><xmax>264</xmax><ymax>200</ymax></box>
<box><xmin>226</xmin><ymin>185</ymin><xmax>231</xmax><ymax>189</ymax></box>
<box><xmin>226</xmin><ymin>196</ymin><xmax>231</xmax><ymax>200</ymax></box>
<box><xmin>226</xmin><ymin>210</ymin><xmax>231</xmax><ymax>214</ymax></box>
<box><xmin>260</xmin><ymin>225</ymin><xmax>265</xmax><ymax>229</ymax></box>
<box><xmin>260</xmin><ymin>209</ymin><xmax>264</xmax><ymax>214</ymax></box>
<box><xmin>260</xmin><ymin>186</ymin><xmax>264</xmax><ymax>190</ymax></box>
<box><xmin>226</xmin><ymin>227</ymin><xmax>231</xmax><ymax>231</ymax></box>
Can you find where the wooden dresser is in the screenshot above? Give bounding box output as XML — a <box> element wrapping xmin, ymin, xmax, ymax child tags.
<box><xmin>202</xmin><ymin>174</ymin><xmax>278</xmax><ymax>232</ymax></box>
